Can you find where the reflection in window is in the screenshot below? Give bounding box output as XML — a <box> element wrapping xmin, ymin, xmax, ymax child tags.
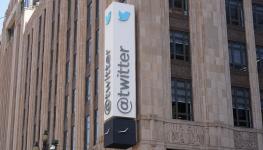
<box><xmin>232</xmin><ymin>87</ymin><xmax>252</xmax><ymax>128</ymax></box>
<box><xmin>170</xmin><ymin>31</ymin><xmax>190</xmax><ymax>62</ymax></box>
<box><xmin>171</xmin><ymin>79</ymin><xmax>193</xmax><ymax>120</ymax></box>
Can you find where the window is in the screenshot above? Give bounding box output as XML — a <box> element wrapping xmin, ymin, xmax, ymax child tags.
<box><xmin>119</xmin><ymin>0</ymin><xmax>127</xmax><ymax>3</ymax></box>
<box><xmin>95</xmin><ymin>68</ymin><xmax>99</xmax><ymax>96</ymax></box>
<box><xmin>225</xmin><ymin>0</ymin><xmax>244</xmax><ymax>27</ymax></box>
<box><xmin>68</xmin><ymin>0</ymin><xmax>71</xmax><ymax>22</ymax></box>
<box><xmin>66</xmin><ymin>29</ymin><xmax>71</xmax><ymax>58</ymax></box>
<box><xmin>253</xmin><ymin>4</ymin><xmax>263</xmax><ymax>31</ymax></box>
<box><xmin>232</xmin><ymin>87</ymin><xmax>252</xmax><ymax>128</ymax></box>
<box><xmin>63</xmin><ymin>130</ymin><xmax>67</xmax><ymax>150</ymax></box>
<box><xmin>84</xmin><ymin>115</ymin><xmax>90</xmax><ymax>150</ymax></box>
<box><xmin>86</xmin><ymin>39</ymin><xmax>91</xmax><ymax>64</ymax></box>
<box><xmin>228</xmin><ymin>41</ymin><xmax>247</xmax><ymax>70</ymax></box>
<box><xmin>169</xmin><ymin>0</ymin><xmax>188</xmax><ymax>15</ymax></box>
<box><xmin>7</xmin><ymin>25</ymin><xmax>14</xmax><ymax>40</ymax></box>
<box><xmin>94</xmin><ymin>110</ymin><xmax>99</xmax><ymax>145</ymax></box>
<box><xmin>87</xmin><ymin>2</ymin><xmax>92</xmax><ymax>28</ymax></box>
<box><xmin>95</xmin><ymin>30</ymin><xmax>99</xmax><ymax>54</ymax></box>
<box><xmin>96</xmin><ymin>0</ymin><xmax>99</xmax><ymax>19</ymax></box>
<box><xmin>71</xmin><ymin>126</ymin><xmax>76</xmax><ymax>150</ymax></box>
<box><xmin>170</xmin><ymin>31</ymin><xmax>190</xmax><ymax>61</ymax></box>
<box><xmin>74</xmin><ymin>21</ymin><xmax>78</xmax><ymax>52</ymax></box>
<box><xmin>64</xmin><ymin>96</ymin><xmax>69</xmax><ymax>126</ymax></box>
<box><xmin>33</xmin><ymin>0</ymin><xmax>40</xmax><ymax>5</ymax></box>
<box><xmin>261</xmin><ymin>90</ymin><xmax>263</xmax><ymax>124</ymax></box>
<box><xmin>171</xmin><ymin>79</ymin><xmax>193</xmax><ymax>120</ymax></box>
<box><xmin>85</xmin><ymin>76</ymin><xmax>91</xmax><ymax>102</ymax></box>
<box><xmin>74</xmin><ymin>0</ymin><xmax>78</xmax><ymax>18</ymax></box>
<box><xmin>257</xmin><ymin>46</ymin><xmax>263</xmax><ymax>72</ymax></box>
<box><xmin>73</xmin><ymin>53</ymin><xmax>77</xmax><ymax>81</ymax></box>
<box><xmin>66</xmin><ymin>61</ymin><xmax>70</xmax><ymax>82</ymax></box>
<box><xmin>24</xmin><ymin>0</ymin><xmax>29</xmax><ymax>7</ymax></box>
<box><xmin>72</xmin><ymin>89</ymin><xmax>76</xmax><ymax>114</ymax></box>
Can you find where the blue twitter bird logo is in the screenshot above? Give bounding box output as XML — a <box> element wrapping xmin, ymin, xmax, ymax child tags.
<box><xmin>118</xmin><ymin>11</ymin><xmax>130</xmax><ymax>22</ymax></box>
<box><xmin>105</xmin><ymin>12</ymin><xmax>111</xmax><ymax>25</ymax></box>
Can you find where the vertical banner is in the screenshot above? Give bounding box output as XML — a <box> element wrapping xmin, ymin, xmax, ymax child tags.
<box><xmin>104</xmin><ymin>2</ymin><xmax>136</xmax><ymax>149</ymax></box>
<box><xmin>104</xmin><ymin>2</ymin><xmax>136</xmax><ymax>121</ymax></box>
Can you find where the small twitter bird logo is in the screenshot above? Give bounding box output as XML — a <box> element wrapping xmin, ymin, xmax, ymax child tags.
<box><xmin>105</xmin><ymin>12</ymin><xmax>111</xmax><ymax>25</ymax></box>
<box><xmin>118</xmin><ymin>11</ymin><xmax>130</xmax><ymax>22</ymax></box>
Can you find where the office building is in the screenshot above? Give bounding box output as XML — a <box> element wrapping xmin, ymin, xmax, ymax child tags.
<box><xmin>0</xmin><ymin>0</ymin><xmax>262</xmax><ymax>149</ymax></box>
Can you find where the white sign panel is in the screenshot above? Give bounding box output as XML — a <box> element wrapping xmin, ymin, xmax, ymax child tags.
<box><xmin>104</xmin><ymin>2</ymin><xmax>136</xmax><ymax>121</ymax></box>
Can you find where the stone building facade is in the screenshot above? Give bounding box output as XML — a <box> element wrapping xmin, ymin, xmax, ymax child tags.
<box><xmin>0</xmin><ymin>0</ymin><xmax>262</xmax><ymax>150</ymax></box>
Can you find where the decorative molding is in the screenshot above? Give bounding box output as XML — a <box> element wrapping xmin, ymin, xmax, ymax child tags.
<box><xmin>165</xmin><ymin>123</ymin><xmax>208</xmax><ymax>146</ymax></box>
<box><xmin>234</xmin><ymin>131</ymin><xmax>258</xmax><ymax>150</ymax></box>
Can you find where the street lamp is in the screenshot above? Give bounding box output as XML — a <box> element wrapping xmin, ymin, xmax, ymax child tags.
<box><xmin>42</xmin><ymin>130</ymin><xmax>49</xmax><ymax>150</ymax></box>
<box><xmin>33</xmin><ymin>142</ymin><xmax>39</xmax><ymax>150</ymax></box>
<box><xmin>43</xmin><ymin>130</ymin><xmax>48</xmax><ymax>142</ymax></box>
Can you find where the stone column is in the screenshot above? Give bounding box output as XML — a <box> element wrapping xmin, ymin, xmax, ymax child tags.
<box><xmin>39</xmin><ymin>0</ymin><xmax>53</xmax><ymax>149</ymax></box>
<box><xmin>128</xmin><ymin>0</ymin><xmax>171</xmax><ymax>148</ymax></box>
<box><xmin>189</xmin><ymin>0</ymin><xmax>234</xmax><ymax>148</ymax></box>
<box><xmin>54</xmin><ymin>0</ymin><xmax>68</xmax><ymax>149</ymax></box>
<box><xmin>6</xmin><ymin>16</ymin><xmax>23</xmax><ymax>150</ymax></box>
<box><xmin>243</xmin><ymin>0</ymin><xmax>263</xmax><ymax>149</ymax></box>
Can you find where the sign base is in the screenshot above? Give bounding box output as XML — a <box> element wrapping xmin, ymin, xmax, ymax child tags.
<box><xmin>104</xmin><ymin>117</ymin><xmax>136</xmax><ymax>149</ymax></box>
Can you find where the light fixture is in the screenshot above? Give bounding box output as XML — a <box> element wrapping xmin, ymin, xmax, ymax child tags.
<box><xmin>49</xmin><ymin>140</ymin><xmax>59</xmax><ymax>150</ymax></box>
<box><xmin>50</xmin><ymin>145</ymin><xmax>56</xmax><ymax>150</ymax></box>
<box><xmin>32</xmin><ymin>142</ymin><xmax>39</xmax><ymax>150</ymax></box>
<box><xmin>43</xmin><ymin>130</ymin><xmax>48</xmax><ymax>142</ymax></box>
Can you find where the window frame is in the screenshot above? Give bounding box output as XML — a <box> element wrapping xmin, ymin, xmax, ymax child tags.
<box><xmin>225</xmin><ymin>0</ymin><xmax>244</xmax><ymax>28</ymax></box>
<box><xmin>253</xmin><ymin>3</ymin><xmax>263</xmax><ymax>32</ymax></box>
<box><xmin>260</xmin><ymin>90</ymin><xmax>263</xmax><ymax>124</ymax></box>
<box><xmin>232</xmin><ymin>87</ymin><xmax>252</xmax><ymax>128</ymax></box>
<box><xmin>228</xmin><ymin>41</ymin><xmax>248</xmax><ymax>71</ymax></box>
<box><xmin>171</xmin><ymin>78</ymin><xmax>193</xmax><ymax>121</ymax></box>
<box><xmin>170</xmin><ymin>30</ymin><xmax>190</xmax><ymax>62</ymax></box>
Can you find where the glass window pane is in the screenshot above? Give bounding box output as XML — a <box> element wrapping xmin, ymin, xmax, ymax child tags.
<box><xmin>85</xmin><ymin>115</ymin><xmax>90</xmax><ymax>149</ymax></box>
<box><xmin>171</xmin><ymin>79</ymin><xmax>192</xmax><ymax>121</ymax></box>
<box><xmin>170</xmin><ymin>31</ymin><xmax>190</xmax><ymax>61</ymax></box>
<box><xmin>230</xmin><ymin>6</ymin><xmax>238</xmax><ymax>20</ymax></box>
<box><xmin>174</xmin><ymin>0</ymin><xmax>183</xmax><ymax>9</ymax></box>
<box><xmin>229</xmin><ymin>41</ymin><xmax>247</xmax><ymax>69</ymax></box>
<box><xmin>233</xmin><ymin>49</ymin><xmax>241</xmax><ymax>64</ymax></box>
<box><xmin>226</xmin><ymin>0</ymin><xmax>244</xmax><ymax>26</ymax></box>
<box><xmin>178</xmin><ymin>102</ymin><xmax>186</xmax><ymax>113</ymax></box>
<box><xmin>176</xmin><ymin>81</ymin><xmax>185</xmax><ymax>88</ymax></box>
<box><xmin>232</xmin><ymin>87</ymin><xmax>251</xmax><ymax>128</ymax></box>
<box><xmin>175</xmin><ymin>43</ymin><xmax>184</xmax><ymax>55</ymax></box>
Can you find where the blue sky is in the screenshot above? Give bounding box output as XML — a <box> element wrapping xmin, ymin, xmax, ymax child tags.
<box><xmin>0</xmin><ymin>0</ymin><xmax>9</xmax><ymax>34</ymax></box>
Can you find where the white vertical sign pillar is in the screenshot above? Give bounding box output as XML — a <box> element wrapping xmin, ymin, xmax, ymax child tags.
<box><xmin>104</xmin><ymin>2</ymin><xmax>136</xmax><ymax>149</ymax></box>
